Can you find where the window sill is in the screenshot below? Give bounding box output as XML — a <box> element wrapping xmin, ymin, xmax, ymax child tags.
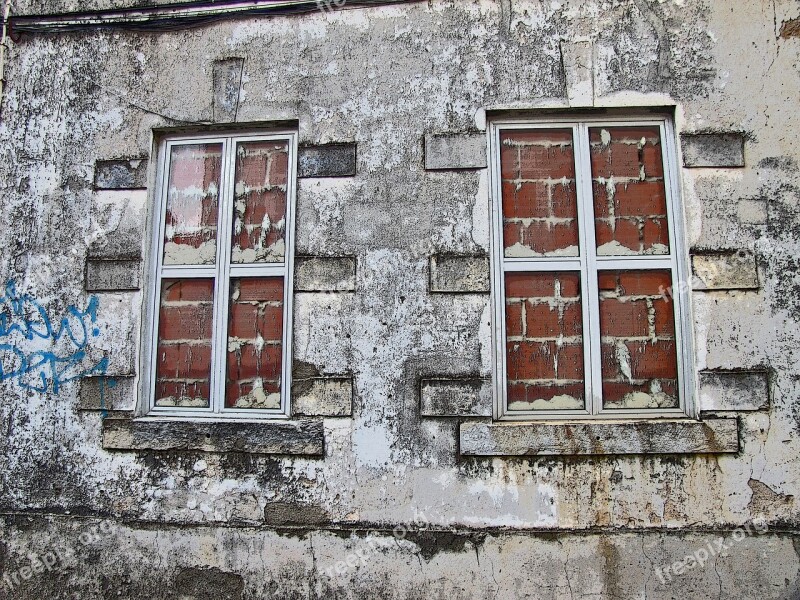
<box><xmin>102</xmin><ymin>418</ymin><xmax>324</xmax><ymax>456</ymax></box>
<box><xmin>459</xmin><ymin>417</ymin><xmax>739</xmax><ymax>456</ymax></box>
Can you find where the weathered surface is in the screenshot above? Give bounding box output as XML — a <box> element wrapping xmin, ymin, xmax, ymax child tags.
<box><xmin>212</xmin><ymin>57</ymin><xmax>244</xmax><ymax>123</ymax></box>
<box><xmin>102</xmin><ymin>419</ymin><xmax>324</xmax><ymax>455</ymax></box>
<box><xmin>699</xmin><ymin>370</ymin><xmax>770</xmax><ymax>412</ymax></box>
<box><xmin>681</xmin><ymin>133</ymin><xmax>746</xmax><ymax>168</ymax></box>
<box><xmin>292</xmin><ymin>377</ymin><xmax>353</xmax><ymax>416</ymax></box>
<box><xmin>429</xmin><ymin>254</ymin><xmax>490</xmax><ymax>293</ymax></box>
<box><xmin>0</xmin><ymin>0</ymin><xmax>799</xmax><ymax>595</ymax></box>
<box><xmin>298</xmin><ymin>143</ymin><xmax>357</xmax><ymax>178</ymax></box>
<box><xmin>85</xmin><ymin>258</ymin><xmax>141</xmax><ymax>291</ymax></box>
<box><xmin>460</xmin><ymin>419</ymin><xmax>740</xmax><ymax>456</ymax></box>
<box><xmin>692</xmin><ymin>251</ymin><xmax>760</xmax><ymax>290</ymax></box>
<box><xmin>424</xmin><ymin>133</ymin><xmax>487</xmax><ymax>170</ymax></box>
<box><xmin>420</xmin><ymin>378</ymin><xmax>491</xmax><ymax>417</ymax></box>
<box><xmin>294</xmin><ymin>255</ymin><xmax>356</xmax><ymax>292</ymax></box>
<box><xmin>93</xmin><ymin>158</ymin><xmax>148</xmax><ymax>190</ymax></box>
<box><xmin>78</xmin><ymin>375</ymin><xmax>136</xmax><ymax>411</ymax></box>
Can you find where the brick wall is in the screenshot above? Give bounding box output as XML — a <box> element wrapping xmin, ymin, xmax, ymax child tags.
<box><xmin>232</xmin><ymin>141</ymin><xmax>288</xmax><ymax>264</ymax></box>
<box><xmin>500</xmin><ymin>129</ymin><xmax>579</xmax><ymax>257</ymax></box>
<box><xmin>155</xmin><ymin>278</ymin><xmax>214</xmax><ymax>407</ymax></box>
<box><xmin>598</xmin><ymin>270</ymin><xmax>678</xmax><ymax>409</ymax></box>
<box><xmin>589</xmin><ymin>126</ymin><xmax>670</xmax><ymax>256</ymax></box>
<box><xmin>505</xmin><ymin>272</ymin><xmax>585</xmax><ymax>410</ymax></box>
<box><xmin>226</xmin><ymin>277</ymin><xmax>284</xmax><ymax>410</ymax></box>
<box><xmin>163</xmin><ymin>143</ymin><xmax>222</xmax><ymax>265</ymax></box>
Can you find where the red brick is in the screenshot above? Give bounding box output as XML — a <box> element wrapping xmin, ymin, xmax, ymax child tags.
<box><xmin>159</xmin><ymin>304</ymin><xmax>213</xmax><ymax>341</ymax></box>
<box><xmin>169</xmin><ymin>145</ymin><xmax>222</xmax><ymax>190</ymax></box>
<box><xmin>502</xmin><ymin>181</ymin><xmax>550</xmax><ymax>219</ymax></box>
<box><xmin>627</xmin><ymin>340</ymin><xmax>678</xmax><ymax>379</ymax></box>
<box><xmin>642</xmin><ymin>217</ymin><xmax>670</xmax><ymax>252</ymax></box>
<box><xmin>229</xmin><ymin>303</ymin><xmax>260</xmax><ymax>338</ymax></box>
<box><xmin>589</xmin><ymin>126</ymin><xmax>660</xmax><ymax>144</ymax></box>
<box><xmin>257</xmin><ymin>304</ymin><xmax>284</xmax><ymax>342</ymax></box>
<box><xmin>599</xmin><ymin>298</ymin><xmax>649</xmax><ymax>337</ymax></box>
<box><xmin>505</xmin><ymin>273</ymin><xmax>554</xmax><ymax>298</ymax></box>
<box><xmin>561</xmin><ymin>302</ymin><xmax>583</xmax><ymax>336</ymax></box>
<box><xmin>518</xmin><ymin>144</ymin><xmax>575</xmax><ymax>180</ymax></box>
<box><xmin>269</xmin><ymin>151</ymin><xmax>289</xmax><ymax>187</ymax></box>
<box><xmin>237</xmin><ymin>278</ymin><xmax>284</xmax><ymax>302</ymax></box>
<box><xmin>155</xmin><ymin>380</ymin><xmax>210</xmax><ymax>404</ymax></box>
<box><xmin>507</xmin><ymin>382</ymin><xmax>585</xmax><ymax>406</ymax></box>
<box><xmin>595</xmin><ymin>218</ymin><xmax>640</xmax><ymax>252</ymax></box>
<box><xmin>556</xmin><ymin>273</ymin><xmax>581</xmax><ymax>298</ymax></box>
<box><xmin>225</xmin><ymin>378</ymin><xmax>281</xmax><ymax>408</ymax></box>
<box><xmin>590</xmin><ymin>141</ymin><xmax>640</xmax><ymax>179</ymax></box>
<box><xmin>507</xmin><ymin>341</ymin><xmax>556</xmax><ymax>380</ymax></box>
<box><xmin>602</xmin><ymin>380</ymin><xmax>650</xmax><ymax>404</ymax></box>
<box><xmin>168</xmin><ymin>232</ymin><xmax>216</xmax><ymax>250</ymax></box>
<box><xmin>156</xmin><ymin>343</ymin><xmax>212</xmax><ymax>380</ymax></box>
<box><xmin>642</xmin><ymin>143</ymin><xmax>664</xmax><ymax>178</ymax></box>
<box><xmin>238</xmin><ymin>189</ymin><xmax>286</xmax><ymax>225</ymax></box>
<box><xmin>503</xmin><ymin>221</ymin><xmax>523</xmax><ymax>251</ymax></box>
<box><xmin>556</xmin><ymin>343</ymin><xmax>584</xmax><ymax>379</ymax></box>
<box><xmin>616</xmin><ymin>181</ymin><xmax>667</xmax><ymax>218</ymax></box>
<box><xmin>523</xmin><ymin>220</ymin><xmax>579</xmax><ymax>255</ymax></box>
<box><xmin>598</xmin><ymin>272</ymin><xmax>618</xmax><ymax>291</ymax></box>
<box><xmin>550</xmin><ymin>181</ymin><xmax>578</xmax><ymax>218</ymax></box>
<box><xmin>618</xmin><ymin>271</ymin><xmax>672</xmax><ymax>296</ymax></box>
<box><xmin>506</xmin><ymin>129</ymin><xmax>574</xmax><ymax>146</ymax></box>
<box><xmin>227</xmin><ymin>343</ymin><xmax>282</xmax><ymax>380</ymax></box>
<box><xmin>505</xmin><ymin>300</ymin><xmax>523</xmax><ymax>337</ymax></box>
<box><xmin>525</xmin><ymin>302</ymin><xmax>562</xmax><ymax>338</ymax></box>
<box><xmin>653</xmin><ymin>299</ymin><xmax>676</xmax><ymax>337</ymax></box>
<box><xmin>500</xmin><ymin>141</ymin><xmax>518</xmax><ymax>179</ymax></box>
<box><xmin>162</xmin><ymin>279</ymin><xmax>214</xmax><ymax>302</ymax></box>
<box><xmin>236</xmin><ymin>152</ymin><xmax>269</xmax><ymax>189</ymax></box>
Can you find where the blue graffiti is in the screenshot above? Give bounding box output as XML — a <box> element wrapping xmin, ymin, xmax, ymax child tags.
<box><xmin>0</xmin><ymin>280</ymin><xmax>108</xmax><ymax>395</ymax></box>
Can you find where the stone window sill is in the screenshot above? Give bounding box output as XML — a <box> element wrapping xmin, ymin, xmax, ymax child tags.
<box><xmin>459</xmin><ymin>417</ymin><xmax>739</xmax><ymax>456</ymax></box>
<box><xmin>102</xmin><ymin>418</ymin><xmax>324</xmax><ymax>456</ymax></box>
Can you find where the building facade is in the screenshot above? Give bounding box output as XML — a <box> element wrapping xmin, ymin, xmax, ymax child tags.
<box><xmin>0</xmin><ymin>0</ymin><xmax>799</xmax><ymax>597</ymax></box>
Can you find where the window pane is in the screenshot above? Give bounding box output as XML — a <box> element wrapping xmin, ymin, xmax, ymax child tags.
<box><xmin>231</xmin><ymin>141</ymin><xmax>289</xmax><ymax>264</ymax></box>
<box><xmin>154</xmin><ymin>278</ymin><xmax>214</xmax><ymax>407</ymax></box>
<box><xmin>163</xmin><ymin>143</ymin><xmax>222</xmax><ymax>265</ymax></box>
<box><xmin>589</xmin><ymin>126</ymin><xmax>670</xmax><ymax>256</ymax></box>
<box><xmin>226</xmin><ymin>278</ymin><xmax>284</xmax><ymax>409</ymax></box>
<box><xmin>505</xmin><ymin>272</ymin><xmax>585</xmax><ymax>411</ymax></box>
<box><xmin>500</xmin><ymin>129</ymin><xmax>579</xmax><ymax>257</ymax></box>
<box><xmin>599</xmin><ymin>270</ymin><xmax>679</xmax><ymax>409</ymax></box>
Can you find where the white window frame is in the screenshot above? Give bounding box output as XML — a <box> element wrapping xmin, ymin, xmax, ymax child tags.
<box><xmin>488</xmin><ymin>115</ymin><xmax>695</xmax><ymax>421</ymax></box>
<box><xmin>141</xmin><ymin>130</ymin><xmax>298</xmax><ymax>420</ymax></box>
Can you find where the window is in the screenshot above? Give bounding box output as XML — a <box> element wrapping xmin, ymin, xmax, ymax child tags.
<box><xmin>145</xmin><ymin>131</ymin><xmax>296</xmax><ymax>418</ymax></box>
<box><xmin>489</xmin><ymin>116</ymin><xmax>692</xmax><ymax>420</ymax></box>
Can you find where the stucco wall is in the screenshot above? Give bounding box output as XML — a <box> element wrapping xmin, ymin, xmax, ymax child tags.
<box><xmin>0</xmin><ymin>0</ymin><xmax>799</xmax><ymax>597</ymax></box>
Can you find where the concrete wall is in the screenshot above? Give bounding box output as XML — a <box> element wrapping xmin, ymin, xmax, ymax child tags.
<box><xmin>0</xmin><ymin>0</ymin><xmax>799</xmax><ymax>597</ymax></box>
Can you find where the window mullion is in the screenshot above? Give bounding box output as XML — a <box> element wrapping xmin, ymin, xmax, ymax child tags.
<box><xmin>211</xmin><ymin>137</ymin><xmax>236</xmax><ymax>414</ymax></box>
<box><xmin>575</xmin><ymin>122</ymin><xmax>603</xmax><ymax>416</ymax></box>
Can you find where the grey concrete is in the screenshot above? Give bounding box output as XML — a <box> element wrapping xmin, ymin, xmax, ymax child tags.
<box><xmin>212</xmin><ymin>58</ymin><xmax>244</xmax><ymax>122</ymax></box>
<box><xmin>692</xmin><ymin>251</ymin><xmax>760</xmax><ymax>290</ymax></box>
<box><xmin>292</xmin><ymin>377</ymin><xmax>353</xmax><ymax>417</ymax></box>
<box><xmin>420</xmin><ymin>378</ymin><xmax>492</xmax><ymax>417</ymax></box>
<box><xmin>93</xmin><ymin>158</ymin><xmax>148</xmax><ymax>190</ymax></box>
<box><xmin>294</xmin><ymin>255</ymin><xmax>356</xmax><ymax>292</ymax></box>
<box><xmin>699</xmin><ymin>370</ymin><xmax>770</xmax><ymax>411</ymax></box>
<box><xmin>429</xmin><ymin>255</ymin><xmax>490</xmax><ymax>293</ymax></box>
<box><xmin>681</xmin><ymin>133</ymin><xmax>746</xmax><ymax>168</ymax></box>
<box><xmin>298</xmin><ymin>143</ymin><xmax>357</xmax><ymax>177</ymax></box>
<box><xmin>424</xmin><ymin>133</ymin><xmax>487</xmax><ymax>170</ymax></box>
<box><xmin>460</xmin><ymin>418</ymin><xmax>739</xmax><ymax>456</ymax></box>
<box><xmin>79</xmin><ymin>376</ymin><xmax>136</xmax><ymax>411</ymax></box>
<box><xmin>102</xmin><ymin>418</ymin><xmax>324</xmax><ymax>455</ymax></box>
<box><xmin>85</xmin><ymin>258</ymin><xmax>141</xmax><ymax>291</ymax></box>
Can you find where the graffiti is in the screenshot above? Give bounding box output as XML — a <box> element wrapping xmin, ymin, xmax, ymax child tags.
<box><xmin>0</xmin><ymin>280</ymin><xmax>108</xmax><ymax>394</ymax></box>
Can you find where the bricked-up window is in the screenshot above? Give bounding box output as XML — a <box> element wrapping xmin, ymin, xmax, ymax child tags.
<box><xmin>489</xmin><ymin>117</ymin><xmax>692</xmax><ymax>419</ymax></box>
<box><xmin>147</xmin><ymin>132</ymin><xmax>296</xmax><ymax>417</ymax></box>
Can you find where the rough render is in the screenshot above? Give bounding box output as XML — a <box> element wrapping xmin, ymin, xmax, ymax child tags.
<box><xmin>0</xmin><ymin>0</ymin><xmax>799</xmax><ymax>597</ymax></box>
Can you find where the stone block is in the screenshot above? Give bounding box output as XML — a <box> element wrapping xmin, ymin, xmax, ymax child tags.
<box><xmin>94</xmin><ymin>159</ymin><xmax>148</xmax><ymax>190</ymax></box>
<box><xmin>692</xmin><ymin>251</ymin><xmax>759</xmax><ymax>290</ymax></box>
<box><xmin>424</xmin><ymin>133</ymin><xmax>487</xmax><ymax>170</ymax></box>
<box><xmin>420</xmin><ymin>378</ymin><xmax>492</xmax><ymax>417</ymax></box>
<box><xmin>294</xmin><ymin>256</ymin><xmax>356</xmax><ymax>292</ymax></box>
<box><xmin>699</xmin><ymin>370</ymin><xmax>769</xmax><ymax>411</ymax></box>
<box><xmin>430</xmin><ymin>255</ymin><xmax>490</xmax><ymax>293</ymax></box>
<box><xmin>293</xmin><ymin>377</ymin><xmax>353</xmax><ymax>417</ymax></box>
<box><xmin>681</xmin><ymin>133</ymin><xmax>745</xmax><ymax>168</ymax></box>
<box><xmin>86</xmin><ymin>259</ymin><xmax>141</xmax><ymax>291</ymax></box>
<box><xmin>298</xmin><ymin>143</ymin><xmax>357</xmax><ymax>177</ymax></box>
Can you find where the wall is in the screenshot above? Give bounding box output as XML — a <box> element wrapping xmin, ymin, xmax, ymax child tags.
<box><xmin>0</xmin><ymin>0</ymin><xmax>799</xmax><ymax>598</ymax></box>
